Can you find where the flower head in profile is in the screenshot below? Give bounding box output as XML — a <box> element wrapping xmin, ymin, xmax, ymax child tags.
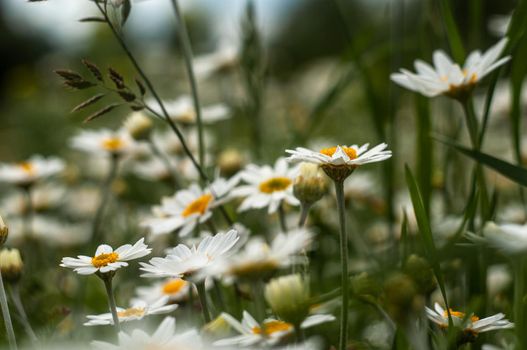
<box><xmin>480</xmin><ymin>222</ymin><xmax>527</xmax><ymax>255</ymax></box>
<box><xmin>92</xmin><ymin>317</ymin><xmax>204</xmax><ymax>350</ymax></box>
<box><xmin>141</xmin><ymin>177</ymin><xmax>238</xmax><ymax>237</ymax></box>
<box><xmin>140</xmin><ymin>230</ymin><xmax>239</xmax><ymax>282</ymax></box>
<box><xmin>232</xmin><ymin>158</ymin><xmax>299</xmax><ymax>214</ymax></box>
<box><xmin>85</xmin><ymin>296</ymin><xmax>177</xmax><ymax>326</ymax></box>
<box><xmin>70</xmin><ymin>128</ymin><xmax>138</xmax><ymax>157</ymax></box>
<box><xmin>60</xmin><ymin>238</ymin><xmax>151</xmax><ymax>275</ymax></box>
<box><xmin>391</xmin><ymin>38</ymin><xmax>510</xmax><ymax>100</ymax></box>
<box><xmin>426</xmin><ymin>303</ymin><xmax>513</xmax><ymax>338</ymax></box>
<box><xmin>286</xmin><ymin>144</ymin><xmax>392</xmax><ymax>182</ymax></box>
<box><xmin>147</xmin><ymin>95</ymin><xmax>231</xmax><ymax>125</ymax></box>
<box><xmin>213</xmin><ymin>310</ymin><xmax>334</xmax><ymax>347</ymax></box>
<box><xmin>0</xmin><ymin>155</ymin><xmax>65</xmax><ymax>187</ymax></box>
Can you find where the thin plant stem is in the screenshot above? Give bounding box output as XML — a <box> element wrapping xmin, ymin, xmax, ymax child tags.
<box><xmin>334</xmin><ymin>180</ymin><xmax>349</xmax><ymax>350</ymax></box>
<box><xmin>170</xmin><ymin>0</ymin><xmax>205</xmax><ymax>170</ymax></box>
<box><xmin>9</xmin><ymin>284</ymin><xmax>37</xmax><ymax>343</ymax></box>
<box><xmin>298</xmin><ymin>203</ymin><xmax>311</xmax><ymax>228</ymax></box>
<box><xmin>101</xmin><ymin>274</ymin><xmax>121</xmax><ymax>332</ymax></box>
<box><xmin>252</xmin><ymin>280</ymin><xmax>266</xmax><ymax>322</ymax></box>
<box><xmin>278</xmin><ymin>203</ymin><xmax>288</xmax><ymax>233</ymax></box>
<box><xmin>196</xmin><ymin>281</ymin><xmax>211</xmax><ymax>323</ymax></box>
<box><xmin>147</xmin><ymin>137</ymin><xmax>181</xmax><ymax>190</ymax></box>
<box><xmin>0</xmin><ymin>269</ymin><xmax>17</xmax><ymax>350</ymax></box>
<box><xmin>212</xmin><ymin>279</ymin><xmax>226</xmax><ymax>316</ymax></box>
<box><xmin>92</xmin><ymin>154</ymin><xmax>119</xmax><ymax>243</ymax></box>
<box><xmin>514</xmin><ymin>257</ymin><xmax>527</xmax><ymax>350</ymax></box>
<box><xmin>22</xmin><ymin>186</ymin><xmax>33</xmax><ymax>237</ymax></box>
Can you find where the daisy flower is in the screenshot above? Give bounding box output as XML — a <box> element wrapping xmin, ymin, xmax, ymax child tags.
<box><xmin>135</xmin><ymin>278</ymin><xmax>190</xmax><ymax>305</ymax></box>
<box><xmin>140</xmin><ymin>230</ymin><xmax>239</xmax><ymax>281</ymax></box>
<box><xmin>60</xmin><ymin>238</ymin><xmax>151</xmax><ymax>275</ymax></box>
<box><xmin>232</xmin><ymin>158</ymin><xmax>300</xmax><ymax>214</ymax></box>
<box><xmin>92</xmin><ymin>316</ymin><xmax>204</xmax><ymax>350</ymax></box>
<box><xmin>426</xmin><ymin>303</ymin><xmax>513</xmax><ymax>335</ymax></box>
<box><xmin>480</xmin><ymin>222</ymin><xmax>527</xmax><ymax>255</ymax></box>
<box><xmin>85</xmin><ymin>296</ymin><xmax>177</xmax><ymax>326</ymax></box>
<box><xmin>391</xmin><ymin>38</ymin><xmax>510</xmax><ymax>99</ymax></box>
<box><xmin>0</xmin><ymin>155</ymin><xmax>65</xmax><ymax>187</ymax></box>
<box><xmin>70</xmin><ymin>128</ymin><xmax>139</xmax><ymax>157</ymax></box>
<box><xmin>141</xmin><ymin>177</ymin><xmax>238</xmax><ymax>237</ymax></box>
<box><xmin>147</xmin><ymin>95</ymin><xmax>231</xmax><ymax>125</ymax></box>
<box><xmin>213</xmin><ymin>311</ymin><xmax>335</xmax><ymax>347</ymax></box>
<box><xmin>286</xmin><ymin>144</ymin><xmax>392</xmax><ymax>182</ymax></box>
<box><xmin>194</xmin><ymin>44</ymin><xmax>238</xmax><ymax>79</ymax></box>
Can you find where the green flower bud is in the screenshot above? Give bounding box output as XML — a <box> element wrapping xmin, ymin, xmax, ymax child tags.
<box><xmin>265</xmin><ymin>274</ymin><xmax>310</xmax><ymax>326</ymax></box>
<box><xmin>383</xmin><ymin>273</ymin><xmax>418</xmax><ymax>324</ymax></box>
<box><xmin>351</xmin><ymin>272</ymin><xmax>382</xmax><ymax>303</ymax></box>
<box><xmin>404</xmin><ymin>254</ymin><xmax>437</xmax><ymax>295</ymax></box>
<box><xmin>203</xmin><ymin>314</ymin><xmax>231</xmax><ymax>338</ymax></box>
<box><xmin>293</xmin><ymin>163</ymin><xmax>329</xmax><ymax>205</ymax></box>
<box><xmin>0</xmin><ymin>215</ymin><xmax>7</xmax><ymax>246</ymax></box>
<box><xmin>123</xmin><ymin>112</ymin><xmax>153</xmax><ymax>141</ymax></box>
<box><xmin>0</xmin><ymin>248</ymin><xmax>23</xmax><ymax>283</ymax></box>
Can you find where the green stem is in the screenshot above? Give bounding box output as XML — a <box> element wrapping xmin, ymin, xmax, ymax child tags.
<box><xmin>0</xmin><ymin>270</ymin><xmax>17</xmax><ymax>350</ymax></box>
<box><xmin>170</xmin><ymin>0</ymin><xmax>205</xmax><ymax>170</ymax></box>
<box><xmin>147</xmin><ymin>137</ymin><xmax>181</xmax><ymax>190</ymax></box>
<box><xmin>298</xmin><ymin>203</ymin><xmax>311</xmax><ymax>228</ymax></box>
<box><xmin>101</xmin><ymin>274</ymin><xmax>121</xmax><ymax>332</ymax></box>
<box><xmin>196</xmin><ymin>281</ymin><xmax>211</xmax><ymax>323</ymax></box>
<box><xmin>9</xmin><ymin>284</ymin><xmax>37</xmax><ymax>343</ymax></box>
<box><xmin>252</xmin><ymin>280</ymin><xmax>266</xmax><ymax>322</ymax></box>
<box><xmin>514</xmin><ymin>257</ymin><xmax>527</xmax><ymax>350</ymax></box>
<box><xmin>278</xmin><ymin>203</ymin><xmax>288</xmax><ymax>233</ymax></box>
<box><xmin>22</xmin><ymin>186</ymin><xmax>33</xmax><ymax>238</ymax></box>
<box><xmin>334</xmin><ymin>180</ymin><xmax>349</xmax><ymax>350</ymax></box>
<box><xmin>92</xmin><ymin>154</ymin><xmax>119</xmax><ymax>243</ymax></box>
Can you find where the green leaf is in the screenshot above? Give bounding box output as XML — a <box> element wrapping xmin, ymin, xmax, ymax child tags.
<box><xmin>438</xmin><ymin>0</ymin><xmax>465</xmax><ymax>62</ymax></box>
<box><xmin>405</xmin><ymin>165</ymin><xmax>452</xmax><ymax>324</ymax></box>
<box><xmin>121</xmin><ymin>0</ymin><xmax>132</xmax><ymax>27</ymax></box>
<box><xmin>438</xmin><ymin>139</ymin><xmax>527</xmax><ymax>187</ymax></box>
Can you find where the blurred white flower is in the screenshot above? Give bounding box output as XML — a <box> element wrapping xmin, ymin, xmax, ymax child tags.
<box><xmin>391</xmin><ymin>38</ymin><xmax>510</xmax><ymax>98</ymax></box>
<box><xmin>147</xmin><ymin>96</ymin><xmax>231</xmax><ymax>125</ymax></box>
<box><xmin>488</xmin><ymin>15</ymin><xmax>510</xmax><ymax>37</ymax></box>
<box><xmin>214</xmin><ymin>311</ymin><xmax>334</xmax><ymax>347</ymax></box>
<box><xmin>70</xmin><ymin>128</ymin><xmax>139</xmax><ymax>157</ymax></box>
<box><xmin>426</xmin><ymin>303</ymin><xmax>513</xmax><ymax>334</ymax></box>
<box><xmin>232</xmin><ymin>158</ymin><xmax>299</xmax><ymax>214</ymax></box>
<box><xmin>134</xmin><ymin>278</ymin><xmax>190</xmax><ymax>305</ymax></box>
<box><xmin>480</xmin><ymin>222</ymin><xmax>527</xmax><ymax>255</ymax></box>
<box><xmin>92</xmin><ymin>316</ymin><xmax>203</xmax><ymax>350</ymax></box>
<box><xmin>60</xmin><ymin>238</ymin><xmax>151</xmax><ymax>275</ymax></box>
<box><xmin>487</xmin><ymin>264</ymin><xmax>512</xmax><ymax>297</ymax></box>
<box><xmin>194</xmin><ymin>44</ymin><xmax>238</xmax><ymax>79</ymax></box>
<box><xmin>140</xmin><ymin>230</ymin><xmax>239</xmax><ymax>282</ymax></box>
<box><xmin>141</xmin><ymin>177</ymin><xmax>238</xmax><ymax>237</ymax></box>
<box><xmin>0</xmin><ymin>183</ymin><xmax>65</xmax><ymax>216</ymax></box>
<box><xmin>0</xmin><ymin>155</ymin><xmax>65</xmax><ymax>187</ymax></box>
<box><xmin>85</xmin><ymin>296</ymin><xmax>177</xmax><ymax>326</ymax></box>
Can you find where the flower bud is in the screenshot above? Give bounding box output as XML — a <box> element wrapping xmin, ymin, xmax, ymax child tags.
<box><xmin>0</xmin><ymin>248</ymin><xmax>23</xmax><ymax>283</ymax></box>
<box><xmin>123</xmin><ymin>112</ymin><xmax>153</xmax><ymax>141</ymax></box>
<box><xmin>404</xmin><ymin>254</ymin><xmax>437</xmax><ymax>295</ymax></box>
<box><xmin>0</xmin><ymin>215</ymin><xmax>8</xmax><ymax>246</ymax></box>
<box><xmin>351</xmin><ymin>272</ymin><xmax>382</xmax><ymax>303</ymax></box>
<box><xmin>265</xmin><ymin>274</ymin><xmax>310</xmax><ymax>326</ymax></box>
<box><xmin>293</xmin><ymin>163</ymin><xmax>328</xmax><ymax>205</ymax></box>
<box><xmin>202</xmin><ymin>314</ymin><xmax>231</xmax><ymax>338</ymax></box>
<box><xmin>218</xmin><ymin>149</ymin><xmax>244</xmax><ymax>177</ymax></box>
<box><xmin>383</xmin><ymin>273</ymin><xmax>418</xmax><ymax>324</ymax></box>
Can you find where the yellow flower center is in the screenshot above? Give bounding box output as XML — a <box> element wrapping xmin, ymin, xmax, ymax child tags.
<box><xmin>252</xmin><ymin>320</ymin><xmax>293</xmax><ymax>336</ymax></box>
<box><xmin>102</xmin><ymin>137</ymin><xmax>124</xmax><ymax>152</ymax></box>
<box><xmin>319</xmin><ymin>146</ymin><xmax>357</xmax><ymax>159</ymax></box>
<box><xmin>442</xmin><ymin>309</ymin><xmax>480</xmax><ymax>323</ymax></box>
<box><xmin>182</xmin><ymin>194</ymin><xmax>213</xmax><ymax>217</ymax></box>
<box><xmin>91</xmin><ymin>252</ymin><xmax>119</xmax><ymax>268</ymax></box>
<box><xmin>259</xmin><ymin>177</ymin><xmax>292</xmax><ymax>194</ymax></box>
<box><xmin>18</xmin><ymin>162</ymin><xmax>35</xmax><ymax>174</ymax></box>
<box><xmin>117</xmin><ymin>307</ymin><xmax>145</xmax><ymax>318</ymax></box>
<box><xmin>162</xmin><ymin>278</ymin><xmax>188</xmax><ymax>295</ymax></box>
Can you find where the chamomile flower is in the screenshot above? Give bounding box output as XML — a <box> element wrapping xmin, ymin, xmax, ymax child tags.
<box><xmin>426</xmin><ymin>303</ymin><xmax>513</xmax><ymax>335</ymax></box>
<box><xmin>92</xmin><ymin>317</ymin><xmax>204</xmax><ymax>350</ymax></box>
<box><xmin>213</xmin><ymin>311</ymin><xmax>335</xmax><ymax>347</ymax></box>
<box><xmin>232</xmin><ymin>158</ymin><xmax>300</xmax><ymax>214</ymax></box>
<box><xmin>140</xmin><ymin>230</ymin><xmax>239</xmax><ymax>281</ymax></box>
<box><xmin>0</xmin><ymin>155</ymin><xmax>65</xmax><ymax>187</ymax></box>
<box><xmin>194</xmin><ymin>44</ymin><xmax>238</xmax><ymax>79</ymax></box>
<box><xmin>391</xmin><ymin>38</ymin><xmax>510</xmax><ymax>99</ymax></box>
<box><xmin>70</xmin><ymin>128</ymin><xmax>139</xmax><ymax>157</ymax></box>
<box><xmin>480</xmin><ymin>222</ymin><xmax>527</xmax><ymax>255</ymax></box>
<box><xmin>135</xmin><ymin>278</ymin><xmax>190</xmax><ymax>304</ymax></box>
<box><xmin>147</xmin><ymin>96</ymin><xmax>231</xmax><ymax>125</ymax></box>
<box><xmin>85</xmin><ymin>296</ymin><xmax>178</xmax><ymax>326</ymax></box>
<box><xmin>141</xmin><ymin>177</ymin><xmax>238</xmax><ymax>237</ymax></box>
<box><xmin>60</xmin><ymin>238</ymin><xmax>151</xmax><ymax>275</ymax></box>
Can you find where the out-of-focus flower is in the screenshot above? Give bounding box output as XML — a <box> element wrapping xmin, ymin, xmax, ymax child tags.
<box><xmin>293</xmin><ymin>163</ymin><xmax>328</xmax><ymax>206</ymax></box>
<box><xmin>218</xmin><ymin>148</ymin><xmax>245</xmax><ymax>177</ymax></box>
<box><xmin>70</xmin><ymin>128</ymin><xmax>139</xmax><ymax>157</ymax></box>
<box><xmin>135</xmin><ymin>278</ymin><xmax>190</xmax><ymax>304</ymax></box>
<box><xmin>478</xmin><ymin>222</ymin><xmax>527</xmax><ymax>255</ymax></box>
<box><xmin>0</xmin><ymin>155</ymin><xmax>65</xmax><ymax>187</ymax></box>
<box><xmin>0</xmin><ymin>183</ymin><xmax>65</xmax><ymax>216</ymax></box>
<box><xmin>140</xmin><ymin>230</ymin><xmax>239</xmax><ymax>282</ymax></box>
<box><xmin>213</xmin><ymin>311</ymin><xmax>334</xmax><ymax>347</ymax></box>
<box><xmin>265</xmin><ymin>274</ymin><xmax>310</xmax><ymax>326</ymax></box>
<box><xmin>141</xmin><ymin>177</ymin><xmax>238</xmax><ymax>237</ymax></box>
<box><xmin>487</xmin><ymin>264</ymin><xmax>512</xmax><ymax>297</ymax></box>
<box><xmin>147</xmin><ymin>96</ymin><xmax>231</xmax><ymax>125</ymax></box>
<box><xmin>0</xmin><ymin>248</ymin><xmax>23</xmax><ymax>282</ymax></box>
<box><xmin>286</xmin><ymin>144</ymin><xmax>391</xmax><ymax>182</ymax></box>
<box><xmin>0</xmin><ymin>215</ymin><xmax>8</xmax><ymax>246</ymax></box>
<box><xmin>488</xmin><ymin>15</ymin><xmax>510</xmax><ymax>37</ymax></box>
<box><xmin>391</xmin><ymin>38</ymin><xmax>510</xmax><ymax>99</ymax></box>
<box><xmin>60</xmin><ymin>238</ymin><xmax>151</xmax><ymax>275</ymax></box>
<box><xmin>123</xmin><ymin>112</ymin><xmax>153</xmax><ymax>141</ymax></box>
<box><xmin>232</xmin><ymin>158</ymin><xmax>299</xmax><ymax>214</ymax></box>
<box><xmin>92</xmin><ymin>316</ymin><xmax>203</xmax><ymax>350</ymax></box>
<box><xmin>85</xmin><ymin>296</ymin><xmax>177</xmax><ymax>326</ymax></box>
<box><xmin>132</xmin><ymin>157</ymin><xmax>176</xmax><ymax>182</ymax></box>
<box><xmin>194</xmin><ymin>44</ymin><xmax>238</xmax><ymax>79</ymax></box>
<box><xmin>426</xmin><ymin>303</ymin><xmax>513</xmax><ymax>335</ymax></box>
